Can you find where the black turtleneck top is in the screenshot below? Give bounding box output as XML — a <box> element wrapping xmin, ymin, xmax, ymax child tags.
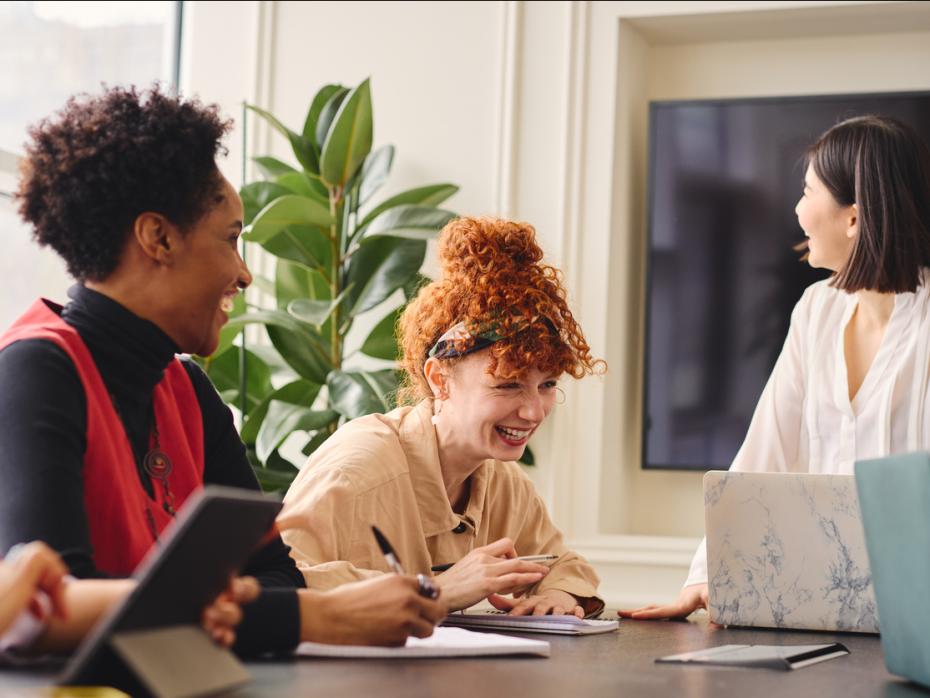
<box><xmin>0</xmin><ymin>285</ymin><xmax>304</xmax><ymax>655</ymax></box>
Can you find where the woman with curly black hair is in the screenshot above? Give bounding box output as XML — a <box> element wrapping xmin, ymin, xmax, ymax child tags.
<box><xmin>0</xmin><ymin>85</ymin><xmax>445</xmax><ymax>656</ymax></box>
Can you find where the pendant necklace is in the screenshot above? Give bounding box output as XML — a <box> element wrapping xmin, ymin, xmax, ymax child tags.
<box><xmin>110</xmin><ymin>392</ymin><xmax>177</xmax><ymax>541</ymax></box>
<box><xmin>142</xmin><ymin>408</ymin><xmax>177</xmax><ymax>540</ymax></box>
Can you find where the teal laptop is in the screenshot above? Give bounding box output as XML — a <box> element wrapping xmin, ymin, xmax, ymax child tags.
<box><xmin>855</xmin><ymin>453</ymin><xmax>930</xmax><ymax>689</ymax></box>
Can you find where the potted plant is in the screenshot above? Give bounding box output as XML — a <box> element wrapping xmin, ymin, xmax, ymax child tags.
<box><xmin>200</xmin><ymin>78</ymin><xmax>459</xmax><ymax>490</ymax></box>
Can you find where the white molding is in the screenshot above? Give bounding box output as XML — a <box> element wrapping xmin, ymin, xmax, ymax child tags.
<box><xmin>245</xmin><ymin>0</ymin><xmax>278</xmax><ymax>325</ymax></box>
<box><xmin>249</xmin><ymin>0</ymin><xmax>277</xmax><ymax>158</ymax></box>
<box><xmin>546</xmin><ymin>0</ymin><xmax>591</xmax><ymax>536</ymax></box>
<box><xmin>570</xmin><ymin>535</ymin><xmax>698</xmax><ymax>607</ymax></box>
<box><xmin>492</xmin><ymin>0</ymin><xmax>522</xmax><ymax>218</ymax></box>
<box><xmin>571</xmin><ymin>535</ymin><xmax>699</xmax><ymax>567</ymax></box>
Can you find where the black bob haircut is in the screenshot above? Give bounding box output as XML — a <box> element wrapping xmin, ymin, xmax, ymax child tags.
<box><xmin>15</xmin><ymin>84</ymin><xmax>232</xmax><ymax>281</ymax></box>
<box><xmin>807</xmin><ymin>114</ymin><xmax>930</xmax><ymax>294</ymax></box>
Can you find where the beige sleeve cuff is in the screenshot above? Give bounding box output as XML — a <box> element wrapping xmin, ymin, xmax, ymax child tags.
<box><xmin>531</xmin><ymin>553</ymin><xmax>604</xmax><ymax>617</ymax></box>
<box><xmin>297</xmin><ymin>560</ymin><xmax>384</xmax><ymax>591</ymax></box>
<box><xmin>535</xmin><ymin>576</ymin><xmax>605</xmax><ymax>617</ymax></box>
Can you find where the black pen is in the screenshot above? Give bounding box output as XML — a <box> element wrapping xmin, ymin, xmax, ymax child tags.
<box><xmin>371</xmin><ymin>525</ymin><xmax>440</xmax><ymax>599</ymax></box>
<box><xmin>431</xmin><ymin>554</ymin><xmax>558</xmax><ymax>573</ymax></box>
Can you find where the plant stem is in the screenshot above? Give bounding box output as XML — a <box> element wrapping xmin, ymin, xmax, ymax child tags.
<box><xmin>329</xmin><ymin>189</ymin><xmax>342</xmax><ymax>371</ymax></box>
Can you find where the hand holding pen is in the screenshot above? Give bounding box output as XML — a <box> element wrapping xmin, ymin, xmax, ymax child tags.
<box><xmin>427</xmin><ymin>537</ymin><xmax>552</xmax><ymax>612</ymax></box>
<box><xmin>371</xmin><ymin>526</ymin><xmax>440</xmax><ymax>599</ymax></box>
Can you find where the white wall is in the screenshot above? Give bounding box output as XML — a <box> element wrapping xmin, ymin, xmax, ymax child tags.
<box><xmin>182</xmin><ymin>0</ymin><xmax>930</xmax><ymax>606</ymax></box>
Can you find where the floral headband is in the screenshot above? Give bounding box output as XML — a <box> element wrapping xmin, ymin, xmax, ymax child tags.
<box><xmin>427</xmin><ymin>312</ymin><xmax>557</xmax><ymax>360</ymax></box>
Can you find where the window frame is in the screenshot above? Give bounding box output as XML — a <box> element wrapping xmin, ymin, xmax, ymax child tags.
<box><xmin>0</xmin><ymin>0</ymin><xmax>184</xmax><ymax>196</ymax></box>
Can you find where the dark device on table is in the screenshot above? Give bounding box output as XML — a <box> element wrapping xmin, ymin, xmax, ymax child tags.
<box><xmin>59</xmin><ymin>486</ymin><xmax>283</xmax><ymax>698</ymax></box>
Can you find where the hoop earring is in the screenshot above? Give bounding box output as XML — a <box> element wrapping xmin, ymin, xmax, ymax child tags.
<box><xmin>555</xmin><ymin>387</ymin><xmax>566</xmax><ymax>405</ymax></box>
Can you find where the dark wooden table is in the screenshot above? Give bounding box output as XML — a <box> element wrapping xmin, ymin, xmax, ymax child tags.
<box><xmin>2</xmin><ymin>615</ymin><xmax>929</xmax><ymax>698</ymax></box>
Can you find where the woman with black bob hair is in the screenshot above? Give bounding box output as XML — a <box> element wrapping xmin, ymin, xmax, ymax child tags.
<box><xmin>0</xmin><ymin>85</ymin><xmax>445</xmax><ymax>656</ymax></box>
<box><xmin>621</xmin><ymin>114</ymin><xmax>930</xmax><ymax>620</ymax></box>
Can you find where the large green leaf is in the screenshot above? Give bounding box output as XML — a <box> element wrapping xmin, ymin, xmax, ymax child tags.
<box><xmin>256</xmin><ymin>403</ymin><xmax>337</xmax><ymax>462</ymax></box>
<box><xmin>287</xmin><ymin>286</ymin><xmax>351</xmax><ymax>328</ymax></box>
<box><xmin>403</xmin><ymin>272</ymin><xmax>431</xmax><ymax>301</ymax></box>
<box><xmin>260</xmin><ymin>224</ymin><xmax>331</xmax><ymax>272</ymax></box>
<box><xmin>362</xmin><ymin>205</ymin><xmax>457</xmax><ymax>241</ymax></box>
<box><xmin>205</xmin><ymin>346</ymin><xmax>273</xmax><ymax>413</ymax></box>
<box><xmin>241</xmin><ymin>378</ymin><xmax>321</xmax><ymax>444</ymax></box>
<box><xmin>249</xmin><ymin>446</ymin><xmax>303</xmax><ymax>491</ymax></box>
<box><xmin>244</xmin><ymin>195</ymin><xmax>334</xmax><ymax>243</ymax></box>
<box><xmin>267</xmin><ymin>325</ymin><xmax>332</xmax><ymax>384</ymax></box>
<box><xmin>224</xmin><ymin>308</ymin><xmax>313</xmax><ymax>336</ymax></box>
<box><xmin>223</xmin><ymin>309</ymin><xmax>332</xmax><ymax>383</ymax></box>
<box><xmin>249</xmin><ymin>274</ymin><xmax>276</xmax><ymax>298</ymax></box>
<box><xmin>358</xmin><ymin>183</ymin><xmax>459</xmax><ymax>230</ymax></box>
<box><xmin>276</xmin><ymin>259</ymin><xmax>330</xmax><ymax>309</ymax></box>
<box><xmin>518</xmin><ymin>445</ymin><xmax>535</xmax><ymax>466</ymax></box>
<box><xmin>358</xmin><ymin>145</ymin><xmax>394</xmax><ymax>205</ymax></box>
<box><xmin>314</xmin><ymin>88</ymin><xmax>350</xmax><ymax>150</ymax></box>
<box><xmin>301</xmin><ymin>429</ymin><xmax>330</xmax><ymax>457</ymax></box>
<box><xmin>360</xmin><ymin>306</ymin><xmax>401</xmax><ymax>360</ymax></box>
<box><xmin>248</xmin><ymin>344</ymin><xmax>298</xmax><ymax>383</ymax></box>
<box><xmin>277</xmin><ymin>171</ymin><xmax>329</xmax><ymax>204</ymax></box>
<box><xmin>247</xmin><ymin>104</ymin><xmax>319</xmax><ymax>174</ymax></box>
<box><xmin>304</xmin><ymin>84</ymin><xmax>346</xmax><ymax>149</ymax></box>
<box><xmin>253</xmin><ymin>156</ymin><xmax>297</xmax><ymax>179</ymax></box>
<box><xmin>252</xmin><ymin>463</ymin><xmax>301</xmax><ymax>492</ymax></box>
<box><xmin>327</xmin><ymin>369</ymin><xmax>396</xmax><ymax>419</ymax></box>
<box><xmin>320</xmin><ymin>79</ymin><xmax>373</xmax><ymax>189</ymax></box>
<box><xmin>347</xmin><ymin>236</ymin><xmax>426</xmax><ymax>314</ymax></box>
<box><xmin>240</xmin><ymin>181</ymin><xmax>292</xmax><ymax>227</ymax></box>
<box><xmin>274</xmin><ymin>259</ymin><xmax>335</xmax><ymax>350</ymax></box>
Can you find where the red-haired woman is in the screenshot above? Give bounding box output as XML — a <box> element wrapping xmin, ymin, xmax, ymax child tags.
<box><xmin>279</xmin><ymin>217</ymin><xmax>605</xmax><ymax>618</ymax></box>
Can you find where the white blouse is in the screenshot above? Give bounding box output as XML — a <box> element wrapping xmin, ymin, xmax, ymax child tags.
<box><xmin>685</xmin><ymin>272</ymin><xmax>930</xmax><ymax>586</ymax></box>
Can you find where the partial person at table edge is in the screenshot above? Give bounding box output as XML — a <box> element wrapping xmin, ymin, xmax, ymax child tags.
<box><xmin>620</xmin><ymin>115</ymin><xmax>930</xmax><ymax>621</ymax></box>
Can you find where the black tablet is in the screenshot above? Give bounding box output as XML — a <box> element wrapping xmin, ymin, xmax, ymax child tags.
<box><xmin>59</xmin><ymin>486</ymin><xmax>283</xmax><ymax>696</ymax></box>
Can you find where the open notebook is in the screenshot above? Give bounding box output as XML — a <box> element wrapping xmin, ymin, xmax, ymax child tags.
<box><xmin>295</xmin><ymin>627</ymin><xmax>550</xmax><ymax>659</ymax></box>
<box><xmin>442</xmin><ymin>612</ymin><xmax>619</xmax><ymax>636</ymax></box>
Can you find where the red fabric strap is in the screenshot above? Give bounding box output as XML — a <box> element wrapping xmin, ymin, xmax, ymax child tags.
<box><xmin>0</xmin><ymin>299</ymin><xmax>205</xmax><ymax>575</ymax></box>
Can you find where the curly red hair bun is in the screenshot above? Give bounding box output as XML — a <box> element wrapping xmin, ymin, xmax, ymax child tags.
<box><xmin>398</xmin><ymin>216</ymin><xmax>604</xmax><ymax>402</ymax></box>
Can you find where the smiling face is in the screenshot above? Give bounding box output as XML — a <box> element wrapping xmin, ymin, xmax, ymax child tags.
<box><xmin>165</xmin><ymin>176</ymin><xmax>252</xmax><ymax>356</ymax></box>
<box><xmin>795</xmin><ymin>163</ymin><xmax>858</xmax><ymax>272</ymax></box>
<box><xmin>436</xmin><ymin>351</ymin><xmax>560</xmax><ymax>463</ymax></box>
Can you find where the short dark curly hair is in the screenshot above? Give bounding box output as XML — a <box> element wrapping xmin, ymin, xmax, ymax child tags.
<box><xmin>15</xmin><ymin>84</ymin><xmax>232</xmax><ymax>281</ymax></box>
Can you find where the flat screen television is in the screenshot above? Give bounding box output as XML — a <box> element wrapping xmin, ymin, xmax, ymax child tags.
<box><xmin>643</xmin><ymin>91</ymin><xmax>930</xmax><ymax>470</ymax></box>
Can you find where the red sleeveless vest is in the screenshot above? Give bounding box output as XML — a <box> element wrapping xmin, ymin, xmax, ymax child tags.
<box><xmin>0</xmin><ymin>299</ymin><xmax>205</xmax><ymax>575</ymax></box>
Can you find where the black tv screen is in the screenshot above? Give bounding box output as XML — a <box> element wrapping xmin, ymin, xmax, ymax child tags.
<box><xmin>643</xmin><ymin>91</ymin><xmax>930</xmax><ymax>470</ymax></box>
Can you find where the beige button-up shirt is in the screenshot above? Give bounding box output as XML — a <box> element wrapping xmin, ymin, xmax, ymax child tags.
<box><xmin>278</xmin><ymin>400</ymin><xmax>603</xmax><ymax>614</ymax></box>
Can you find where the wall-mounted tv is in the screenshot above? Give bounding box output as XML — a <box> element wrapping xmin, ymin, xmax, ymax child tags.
<box><xmin>643</xmin><ymin>90</ymin><xmax>930</xmax><ymax>470</ymax></box>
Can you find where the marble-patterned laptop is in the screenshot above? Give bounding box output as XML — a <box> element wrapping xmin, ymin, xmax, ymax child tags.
<box><xmin>704</xmin><ymin>470</ymin><xmax>878</xmax><ymax>633</ymax></box>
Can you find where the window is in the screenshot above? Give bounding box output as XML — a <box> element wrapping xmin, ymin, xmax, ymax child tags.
<box><xmin>0</xmin><ymin>1</ymin><xmax>181</xmax><ymax>328</ymax></box>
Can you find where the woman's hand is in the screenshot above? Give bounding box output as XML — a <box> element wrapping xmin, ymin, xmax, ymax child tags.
<box><xmin>434</xmin><ymin>538</ymin><xmax>550</xmax><ymax>611</ymax></box>
<box><xmin>0</xmin><ymin>542</ymin><xmax>69</xmax><ymax>635</ymax></box>
<box><xmin>299</xmin><ymin>574</ymin><xmax>448</xmax><ymax>647</ymax></box>
<box><xmin>488</xmin><ymin>589</ymin><xmax>584</xmax><ymax>618</ymax></box>
<box><xmin>200</xmin><ymin>576</ymin><xmax>261</xmax><ymax>647</ymax></box>
<box><xmin>617</xmin><ymin>583</ymin><xmax>708</xmax><ymax>620</ymax></box>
